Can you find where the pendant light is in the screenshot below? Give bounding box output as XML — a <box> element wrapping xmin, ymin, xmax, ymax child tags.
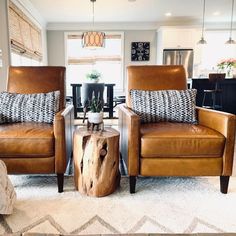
<box><xmin>225</xmin><ymin>0</ymin><xmax>235</xmax><ymax>44</ymax></box>
<box><xmin>198</xmin><ymin>0</ymin><xmax>207</xmax><ymax>44</ymax></box>
<box><xmin>82</xmin><ymin>0</ymin><xmax>105</xmax><ymax>49</ymax></box>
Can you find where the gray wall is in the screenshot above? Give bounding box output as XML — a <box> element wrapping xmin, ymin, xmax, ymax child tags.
<box><xmin>47</xmin><ymin>31</ymin><xmax>65</xmax><ymax>66</ymax></box>
<box><xmin>0</xmin><ymin>0</ymin><xmax>10</xmax><ymax>91</ymax></box>
<box><xmin>47</xmin><ymin>29</ymin><xmax>157</xmax><ymax>94</ymax></box>
<box><xmin>47</xmin><ymin>29</ymin><xmax>157</xmax><ymax>66</ymax></box>
<box><xmin>124</xmin><ymin>30</ymin><xmax>156</xmax><ymax>66</ymax></box>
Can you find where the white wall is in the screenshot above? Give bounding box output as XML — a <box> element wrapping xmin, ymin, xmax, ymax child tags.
<box><xmin>0</xmin><ymin>0</ymin><xmax>10</xmax><ymax>91</ymax></box>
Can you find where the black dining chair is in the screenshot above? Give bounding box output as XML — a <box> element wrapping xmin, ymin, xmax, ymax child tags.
<box><xmin>202</xmin><ymin>73</ymin><xmax>225</xmax><ymax>110</ymax></box>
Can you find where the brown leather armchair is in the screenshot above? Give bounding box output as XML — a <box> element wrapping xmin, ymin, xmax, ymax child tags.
<box><xmin>0</xmin><ymin>66</ymin><xmax>74</xmax><ymax>192</ymax></box>
<box><xmin>119</xmin><ymin>65</ymin><xmax>236</xmax><ymax>194</ymax></box>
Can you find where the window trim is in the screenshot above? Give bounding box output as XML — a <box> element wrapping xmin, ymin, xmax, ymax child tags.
<box><xmin>64</xmin><ymin>31</ymin><xmax>125</xmax><ymax>95</ymax></box>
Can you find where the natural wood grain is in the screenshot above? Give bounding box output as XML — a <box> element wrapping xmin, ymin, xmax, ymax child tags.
<box><xmin>74</xmin><ymin>127</ymin><xmax>120</xmax><ymax>197</ymax></box>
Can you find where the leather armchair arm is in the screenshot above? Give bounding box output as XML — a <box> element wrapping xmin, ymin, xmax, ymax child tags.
<box><xmin>118</xmin><ymin>104</ymin><xmax>140</xmax><ymax>176</ymax></box>
<box><xmin>197</xmin><ymin>107</ymin><xmax>236</xmax><ymax>175</ymax></box>
<box><xmin>54</xmin><ymin>105</ymin><xmax>74</xmax><ymax>173</ymax></box>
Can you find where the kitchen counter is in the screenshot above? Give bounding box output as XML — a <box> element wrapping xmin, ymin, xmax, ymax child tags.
<box><xmin>192</xmin><ymin>78</ymin><xmax>236</xmax><ymax>114</ymax></box>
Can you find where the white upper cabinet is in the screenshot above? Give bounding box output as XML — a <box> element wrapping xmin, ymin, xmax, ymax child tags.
<box><xmin>156</xmin><ymin>27</ymin><xmax>201</xmax><ymax>65</ymax></box>
<box><xmin>161</xmin><ymin>28</ymin><xmax>195</xmax><ymax>48</ymax></box>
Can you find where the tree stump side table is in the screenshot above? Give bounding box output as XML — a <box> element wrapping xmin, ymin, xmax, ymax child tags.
<box><xmin>73</xmin><ymin>127</ymin><xmax>120</xmax><ymax>197</ymax></box>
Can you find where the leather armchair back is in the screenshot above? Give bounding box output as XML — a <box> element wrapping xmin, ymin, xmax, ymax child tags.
<box><xmin>7</xmin><ymin>66</ymin><xmax>66</xmax><ymax>110</ymax></box>
<box><xmin>126</xmin><ymin>65</ymin><xmax>187</xmax><ymax>107</ymax></box>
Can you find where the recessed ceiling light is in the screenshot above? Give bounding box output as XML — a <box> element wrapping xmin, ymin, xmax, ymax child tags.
<box><xmin>165</xmin><ymin>12</ymin><xmax>172</xmax><ymax>17</ymax></box>
<box><xmin>213</xmin><ymin>11</ymin><xmax>220</xmax><ymax>16</ymax></box>
<box><xmin>128</xmin><ymin>0</ymin><xmax>136</xmax><ymax>2</ymax></box>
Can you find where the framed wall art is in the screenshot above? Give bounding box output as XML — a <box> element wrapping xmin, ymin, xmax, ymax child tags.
<box><xmin>131</xmin><ymin>42</ymin><xmax>150</xmax><ymax>61</ymax></box>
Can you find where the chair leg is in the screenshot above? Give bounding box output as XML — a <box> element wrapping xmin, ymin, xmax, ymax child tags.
<box><xmin>130</xmin><ymin>176</ymin><xmax>136</xmax><ymax>194</ymax></box>
<box><xmin>220</xmin><ymin>176</ymin><xmax>230</xmax><ymax>194</ymax></box>
<box><xmin>212</xmin><ymin>92</ymin><xmax>216</xmax><ymax>110</ymax></box>
<box><xmin>202</xmin><ymin>92</ymin><xmax>206</xmax><ymax>107</ymax></box>
<box><xmin>220</xmin><ymin>92</ymin><xmax>223</xmax><ymax>110</ymax></box>
<box><xmin>83</xmin><ymin>107</ymin><xmax>87</xmax><ymax>123</ymax></box>
<box><xmin>57</xmin><ymin>173</ymin><xmax>64</xmax><ymax>193</ymax></box>
<box><xmin>119</xmin><ymin>153</ymin><xmax>127</xmax><ymax>176</ymax></box>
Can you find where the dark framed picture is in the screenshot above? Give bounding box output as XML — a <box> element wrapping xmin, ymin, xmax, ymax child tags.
<box><xmin>131</xmin><ymin>42</ymin><xmax>150</xmax><ymax>61</ymax></box>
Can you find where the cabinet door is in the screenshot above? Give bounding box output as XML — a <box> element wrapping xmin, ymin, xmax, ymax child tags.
<box><xmin>162</xmin><ymin>29</ymin><xmax>194</xmax><ymax>48</ymax></box>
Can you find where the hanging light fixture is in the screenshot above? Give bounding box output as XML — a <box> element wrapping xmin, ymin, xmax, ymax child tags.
<box><xmin>82</xmin><ymin>0</ymin><xmax>105</xmax><ymax>49</ymax></box>
<box><xmin>226</xmin><ymin>0</ymin><xmax>235</xmax><ymax>44</ymax></box>
<box><xmin>198</xmin><ymin>0</ymin><xmax>207</xmax><ymax>44</ymax></box>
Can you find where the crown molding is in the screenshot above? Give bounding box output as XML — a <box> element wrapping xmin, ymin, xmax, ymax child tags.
<box><xmin>47</xmin><ymin>20</ymin><xmax>232</xmax><ymax>31</ymax></box>
<box><xmin>46</xmin><ymin>22</ymin><xmax>159</xmax><ymax>31</ymax></box>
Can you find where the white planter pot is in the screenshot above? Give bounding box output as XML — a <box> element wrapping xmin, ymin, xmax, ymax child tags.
<box><xmin>87</xmin><ymin>79</ymin><xmax>99</xmax><ymax>83</ymax></box>
<box><xmin>88</xmin><ymin>112</ymin><xmax>103</xmax><ymax>124</ymax></box>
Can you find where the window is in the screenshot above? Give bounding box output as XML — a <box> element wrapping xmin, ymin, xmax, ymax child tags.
<box><xmin>8</xmin><ymin>1</ymin><xmax>43</xmax><ymax>65</ymax></box>
<box><xmin>11</xmin><ymin>52</ymin><xmax>41</xmax><ymax>66</ymax></box>
<box><xmin>65</xmin><ymin>32</ymin><xmax>124</xmax><ymax>96</ymax></box>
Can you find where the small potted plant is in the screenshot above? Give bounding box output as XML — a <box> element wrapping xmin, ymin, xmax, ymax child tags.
<box><xmin>88</xmin><ymin>92</ymin><xmax>103</xmax><ymax>124</ymax></box>
<box><xmin>86</xmin><ymin>70</ymin><xmax>101</xmax><ymax>83</ymax></box>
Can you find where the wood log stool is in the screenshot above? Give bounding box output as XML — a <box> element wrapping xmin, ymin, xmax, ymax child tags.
<box><xmin>73</xmin><ymin>127</ymin><xmax>120</xmax><ymax>197</ymax></box>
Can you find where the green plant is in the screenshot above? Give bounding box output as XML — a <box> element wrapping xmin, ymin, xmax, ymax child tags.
<box><xmin>86</xmin><ymin>70</ymin><xmax>101</xmax><ymax>81</ymax></box>
<box><xmin>89</xmin><ymin>92</ymin><xmax>103</xmax><ymax>113</ymax></box>
<box><xmin>217</xmin><ymin>58</ymin><xmax>236</xmax><ymax>71</ymax></box>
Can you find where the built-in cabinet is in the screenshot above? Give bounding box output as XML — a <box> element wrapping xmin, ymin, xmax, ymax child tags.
<box><xmin>156</xmin><ymin>27</ymin><xmax>202</xmax><ymax>75</ymax></box>
<box><xmin>159</xmin><ymin>28</ymin><xmax>196</xmax><ymax>49</ymax></box>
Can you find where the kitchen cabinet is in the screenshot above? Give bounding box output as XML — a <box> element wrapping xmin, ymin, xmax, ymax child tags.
<box><xmin>160</xmin><ymin>28</ymin><xmax>194</xmax><ymax>48</ymax></box>
<box><xmin>156</xmin><ymin>27</ymin><xmax>201</xmax><ymax>65</ymax></box>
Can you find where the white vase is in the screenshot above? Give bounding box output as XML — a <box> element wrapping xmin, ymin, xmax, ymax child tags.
<box><xmin>88</xmin><ymin>112</ymin><xmax>103</xmax><ymax>124</ymax></box>
<box><xmin>86</xmin><ymin>78</ymin><xmax>99</xmax><ymax>83</ymax></box>
<box><xmin>233</xmin><ymin>68</ymin><xmax>236</xmax><ymax>79</ymax></box>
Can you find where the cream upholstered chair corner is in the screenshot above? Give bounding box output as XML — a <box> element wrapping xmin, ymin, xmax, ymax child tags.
<box><xmin>118</xmin><ymin>65</ymin><xmax>236</xmax><ymax>194</ymax></box>
<box><xmin>0</xmin><ymin>66</ymin><xmax>74</xmax><ymax>192</ymax></box>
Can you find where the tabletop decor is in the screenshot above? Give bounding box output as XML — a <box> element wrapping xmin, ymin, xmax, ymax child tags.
<box><xmin>217</xmin><ymin>58</ymin><xmax>236</xmax><ymax>77</ymax></box>
<box><xmin>87</xmin><ymin>92</ymin><xmax>104</xmax><ymax>130</ymax></box>
<box><xmin>86</xmin><ymin>70</ymin><xmax>101</xmax><ymax>83</ymax></box>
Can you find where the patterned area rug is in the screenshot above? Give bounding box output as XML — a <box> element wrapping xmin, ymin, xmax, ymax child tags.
<box><xmin>1</xmin><ymin>176</ymin><xmax>236</xmax><ymax>235</ymax></box>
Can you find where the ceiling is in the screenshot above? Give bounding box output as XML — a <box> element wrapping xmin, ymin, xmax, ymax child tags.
<box><xmin>28</xmin><ymin>0</ymin><xmax>235</xmax><ymax>25</ymax></box>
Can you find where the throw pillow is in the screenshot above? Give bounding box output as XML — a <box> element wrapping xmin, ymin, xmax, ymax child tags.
<box><xmin>0</xmin><ymin>90</ymin><xmax>60</xmax><ymax>124</ymax></box>
<box><xmin>130</xmin><ymin>89</ymin><xmax>197</xmax><ymax>124</ymax></box>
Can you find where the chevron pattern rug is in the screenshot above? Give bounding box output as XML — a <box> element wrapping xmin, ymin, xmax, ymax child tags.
<box><xmin>1</xmin><ymin>175</ymin><xmax>236</xmax><ymax>235</ymax></box>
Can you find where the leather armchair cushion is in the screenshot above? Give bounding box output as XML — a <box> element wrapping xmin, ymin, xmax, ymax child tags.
<box><xmin>141</xmin><ymin>122</ymin><xmax>225</xmax><ymax>158</ymax></box>
<box><xmin>0</xmin><ymin>122</ymin><xmax>54</xmax><ymax>158</ymax></box>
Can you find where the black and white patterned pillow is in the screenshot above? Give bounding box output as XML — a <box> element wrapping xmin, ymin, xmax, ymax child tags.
<box><xmin>130</xmin><ymin>89</ymin><xmax>197</xmax><ymax>124</ymax></box>
<box><xmin>0</xmin><ymin>91</ymin><xmax>60</xmax><ymax>124</ymax></box>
